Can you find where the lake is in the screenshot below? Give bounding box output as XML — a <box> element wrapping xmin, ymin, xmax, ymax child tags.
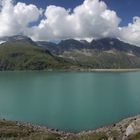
<box><xmin>0</xmin><ymin>71</ymin><xmax>140</xmax><ymax>132</ymax></box>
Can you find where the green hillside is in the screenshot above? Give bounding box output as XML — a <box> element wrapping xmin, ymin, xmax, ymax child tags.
<box><xmin>0</xmin><ymin>41</ymin><xmax>70</xmax><ymax>70</ymax></box>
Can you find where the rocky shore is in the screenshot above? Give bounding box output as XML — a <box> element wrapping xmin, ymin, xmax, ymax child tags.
<box><xmin>1</xmin><ymin>115</ymin><xmax>140</xmax><ymax>140</ymax></box>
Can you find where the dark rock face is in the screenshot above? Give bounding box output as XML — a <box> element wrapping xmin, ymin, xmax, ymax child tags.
<box><xmin>37</xmin><ymin>39</ymin><xmax>91</xmax><ymax>55</ymax></box>
<box><xmin>91</xmin><ymin>38</ymin><xmax>140</xmax><ymax>56</ymax></box>
<box><xmin>37</xmin><ymin>38</ymin><xmax>140</xmax><ymax>57</ymax></box>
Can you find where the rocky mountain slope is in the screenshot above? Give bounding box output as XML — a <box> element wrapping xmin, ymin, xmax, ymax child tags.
<box><xmin>37</xmin><ymin>38</ymin><xmax>140</xmax><ymax>56</ymax></box>
<box><xmin>1</xmin><ymin>35</ymin><xmax>140</xmax><ymax>70</ymax></box>
<box><xmin>37</xmin><ymin>38</ymin><xmax>140</xmax><ymax>69</ymax></box>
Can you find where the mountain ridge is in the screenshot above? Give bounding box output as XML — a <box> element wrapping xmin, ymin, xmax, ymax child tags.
<box><xmin>1</xmin><ymin>35</ymin><xmax>140</xmax><ymax>70</ymax></box>
<box><xmin>37</xmin><ymin>37</ymin><xmax>140</xmax><ymax>69</ymax></box>
<box><xmin>37</xmin><ymin>37</ymin><xmax>140</xmax><ymax>56</ymax></box>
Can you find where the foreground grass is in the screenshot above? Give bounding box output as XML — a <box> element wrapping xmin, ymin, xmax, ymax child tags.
<box><xmin>0</xmin><ymin>120</ymin><xmax>109</xmax><ymax>140</ymax></box>
<box><xmin>127</xmin><ymin>133</ymin><xmax>140</xmax><ymax>140</ymax></box>
<box><xmin>65</xmin><ymin>133</ymin><xmax>108</xmax><ymax>140</ymax></box>
<box><xmin>0</xmin><ymin>120</ymin><xmax>60</xmax><ymax>140</ymax></box>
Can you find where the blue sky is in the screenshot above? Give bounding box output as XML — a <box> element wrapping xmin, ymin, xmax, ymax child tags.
<box><xmin>0</xmin><ymin>0</ymin><xmax>140</xmax><ymax>46</ymax></box>
<box><xmin>15</xmin><ymin>0</ymin><xmax>140</xmax><ymax>26</ymax></box>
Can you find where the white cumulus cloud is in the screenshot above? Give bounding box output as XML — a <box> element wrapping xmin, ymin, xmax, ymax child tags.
<box><xmin>0</xmin><ymin>0</ymin><xmax>140</xmax><ymax>47</ymax></box>
<box><xmin>0</xmin><ymin>0</ymin><xmax>40</xmax><ymax>37</ymax></box>
<box><xmin>28</xmin><ymin>0</ymin><xmax>121</xmax><ymax>41</ymax></box>
<box><xmin>119</xmin><ymin>17</ymin><xmax>140</xmax><ymax>47</ymax></box>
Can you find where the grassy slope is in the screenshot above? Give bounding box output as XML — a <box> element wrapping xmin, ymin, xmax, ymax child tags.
<box><xmin>0</xmin><ymin>120</ymin><xmax>60</xmax><ymax>140</ymax></box>
<box><xmin>0</xmin><ymin>42</ymin><xmax>71</xmax><ymax>70</ymax></box>
<box><xmin>128</xmin><ymin>133</ymin><xmax>140</xmax><ymax>140</ymax></box>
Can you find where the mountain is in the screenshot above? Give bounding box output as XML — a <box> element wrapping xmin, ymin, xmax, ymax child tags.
<box><xmin>0</xmin><ymin>36</ymin><xmax>71</xmax><ymax>70</ymax></box>
<box><xmin>37</xmin><ymin>38</ymin><xmax>140</xmax><ymax>69</ymax></box>
<box><xmin>1</xmin><ymin>35</ymin><xmax>140</xmax><ymax>70</ymax></box>
<box><xmin>37</xmin><ymin>39</ymin><xmax>90</xmax><ymax>55</ymax></box>
<box><xmin>37</xmin><ymin>38</ymin><xmax>140</xmax><ymax>56</ymax></box>
<box><xmin>0</xmin><ymin>35</ymin><xmax>36</xmax><ymax>45</ymax></box>
<box><xmin>91</xmin><ymin>38</ymin><xmax>140</xmax><ymax>56</ymax></box>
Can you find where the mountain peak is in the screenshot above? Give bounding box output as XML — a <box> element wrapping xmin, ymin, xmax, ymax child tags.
<box><xmin>0</xmin><ymin>35</ymin><xmax>36</xmax><ymax>46</ymax></box>
<box><xmin>0</xmin><ymin>35</ymin><xmax>31</xmax><ymax>41</ymax></box>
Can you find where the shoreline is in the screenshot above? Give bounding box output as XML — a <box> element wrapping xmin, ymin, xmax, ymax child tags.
<box><xmin>69</xmin><ymin>68</ymin><xmax>140</xmax><ymax>72</ymax></box>
<box><xmin>1</xmin><ymin>115</ymin><xmax>140</xmax><ymax>139</ymax></box>
<box><xmin>0</xmin><ymin>68</ymin><xmax>140</xmax><ymax>73</ymax></box>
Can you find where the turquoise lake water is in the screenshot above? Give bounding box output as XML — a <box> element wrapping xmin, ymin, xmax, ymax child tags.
<box><xmin>0</xmin><ymin>71</ymin><xmax>140</xmax><ymax>132</ymax></box>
